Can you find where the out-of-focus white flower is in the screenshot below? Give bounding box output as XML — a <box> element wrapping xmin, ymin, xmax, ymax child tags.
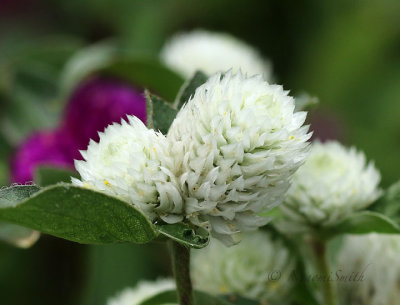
<box><xmin>161</xmin><ymin>30</ymin><xmax>272</xmax><ymax>80</ymax></box>
<box><xmin>72</xmin><ymin>116</ymin><xmax>184</xmax><ymax>224</ymax></box>
<box><xmin>337</xmin><ymin>234</ymin><xmax>400</xmax><ymax>305</ymax></box>
<box><xmin>192</xmin><ymin>231</ymin><xmax>295</xmax><ymax>303</ymax></box>
<box><xmin>280</xmin><ymin>141</ymin><xmax>381</xmax><ymax>229</ymax></box>
<box><xmin>168</xmin><ymin>72</ymin><xmax>311</xmax><ymax>245</ymax></box>
<box><xmin>107</xmin><ymin>279</ymin><xmax>176</xmax><ymax>305</ymax></box>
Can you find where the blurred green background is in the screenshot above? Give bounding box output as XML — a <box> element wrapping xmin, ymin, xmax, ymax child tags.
<box><xmin>0</xmin><ymin>0</ymin><xmax>399</xmax><ymax>304</ymax></box>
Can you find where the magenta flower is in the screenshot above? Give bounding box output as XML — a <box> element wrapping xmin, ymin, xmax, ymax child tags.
<box><xmin>61</xmin><ymin>77</ymin><xmax>147</xmax><ymax>158</ymax></box>
<box><xmin>10</xmin><ymin>129</ymin><xmax>75</xmax><ymax>183</ymax></box>
<box><xmin>10</xmin><ymin>76</ymin><xmax>146</xmax><ymax>183</ymax></box>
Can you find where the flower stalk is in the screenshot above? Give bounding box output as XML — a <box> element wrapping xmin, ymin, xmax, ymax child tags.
<box><xmin>169</xmin><ymin>240</ymin><xmax>195</xmax><ymax>305</ymax></box>
<box><xmin>309</xmin><ymin>237</ymin><xmax>338</xmax><ymax>305</ymax></box>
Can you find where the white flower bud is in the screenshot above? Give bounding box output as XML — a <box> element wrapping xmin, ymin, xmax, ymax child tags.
<box><xmin>281</xmin><ymin>141</ymin><xmax>381</xmax><ymax>228</ymax></box>
<box><xmin>72</xmin><ymin>116</ymin><xmax>183</xmax><ymax>224</ymax></box>
<box><xmin>161</xmin><ymin>30</ymin><xmax>272</xmax><ymax>80</ymax></box>
<box><xmin>192</xmin><ymin>231</ymin><xmax>295</xmax><ymax>303</ymax></box>
<box><xmin>168</xmin><ymin>71</ymin><xmax>311</xmax><ymax>245</ymax></box>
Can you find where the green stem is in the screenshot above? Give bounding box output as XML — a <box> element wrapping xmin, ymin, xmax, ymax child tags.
<box><xmin>169</xmin><ymin>240</ymin><xmax>195</xmax><ymax>305</ymax></box>
<box><xmin>309</xmin><ymin>238</ymin><xmax>338</xmax><ymax>305</ymax></box>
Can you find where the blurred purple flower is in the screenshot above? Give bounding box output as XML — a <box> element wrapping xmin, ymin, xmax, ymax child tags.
<box><xmin>10</xmin><ymin>129</ymin><xmax>75</xmax><ymax>183</ymax></box>
<box><xmin>11</xmin><ymin>76</ymin><xmax>146</xmax><ymax>183</ymax></box>
<box><xmin>61</xmin><ymin>77</ymin><xmax>147</xmax><ymax>158</ymax></box>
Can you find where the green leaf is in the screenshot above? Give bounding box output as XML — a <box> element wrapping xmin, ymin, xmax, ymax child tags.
<box><xmin>0</xmin><ymin>185</ymin><xmax>41</xmax><ymax>206</ymax></box>
<box><xmin>59</xmin><ymin>41</ymin><xmax>116</xmax><ymax>97</ymax></box>
<box><xmin>157</xmin><ymin>222</ymin><xmax>209</xmax><ymax>249</ymax></box>
<box><xmin>221</xmin><ymin>295</ymin><xmax>261</xmax><ymax>305</ymax></box>
<box><xmin>330</xmin><ymin>211</ymin><xmax>400</xmax><ymax>236</ymax></box>
<box><xmin>103</xmin><ymin>56</ymin><xmax>184</xmax><ymax>102</ymax></box>
<box><xmin>294</xmin><ymin>92</ymin><xmax>319</xmax><ymax>112</ymax></box>
<box><xmin>370</xmin><ymin>180</ymin><xmax>400</xmax><ymax>223</ymax></box>
<box><xmin>139</xmin><ymin>290</ymin><xmax>177</xmax><ymax>305</ymax></box>
<box><xmin>140</xmin><ymin>290</ymin><xmax>233</xmax><ymax>305</ymax></box>
<box><xmin>0</xmin><ymin>184</ymin><xmax>158</xmax><ymax>244</ymax></box>
<box><xmin>0</xmin><ymin>185</ymin><xmax>41</xmax><ymax>248</ymax></box>
<box><xmin>145</xmin><ymin>91</ymin><xmax>178</xmax><ymax>134</ymax></box>
<box><xmin>34</xmin><ymin>166</ymin><xmax>80</xmax><ymax>187</ymax></box>
<box><xmin>194</xmin><ymin>291</ymin><xmax>233</xmax><ymax>305</ymax></box>
<box><xmin>0</xmin><ymin>221</ymin><xmax>39</xmax><ymax>248</ymax></box>
<box><xmin>258</xmin><ymin>206</ymin><xmax>284</xmax><ymax>221</ymax></box>
<box><xmin>60</xmin><ymin>43</ymin><xmax>184</xmax><ymax>101</ymax></box>
<box><xmin>174</xmin><ymin>71</ymin><xmax>208</xmax><ymax>110</ymax></box>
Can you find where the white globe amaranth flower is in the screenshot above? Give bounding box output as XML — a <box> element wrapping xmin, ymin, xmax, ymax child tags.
<box><xmin>337</xmin><ymin>234</ymin><xmax>400</xmax><ymax>305</ymax></box>
<box><xmin>161</xmin><ymin>30</ymin><xmax>272</xmax><ymax>80</ymax></box>
<box><xmin>192</xmin><ymin>231</ymin><xmax>295</xmax><ymax>303</ymax></box>
<box><xmin>168</xmin><ymin>72</ymin><xmax>311</xmax><ymax>244</ymax></box>
<box><xmin>280</xmin><ymin>141</ymin><xmax>381</xmax><ymax>228</ymax></box>
<box><xmin>107</xmin><ymin>278</ymin><xmax>176</xmax><ymax>305</ymax></box>
<box><xmin>72</xmin><ymin>116</ymin><xmax>184</xmax><ymax>224</ymax></box>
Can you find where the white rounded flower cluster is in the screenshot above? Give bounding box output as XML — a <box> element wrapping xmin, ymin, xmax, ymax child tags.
<box><xmin>72</xmin><ymin>116</ymin><xmax>184</xmax><ymax>224</ymax></box>
<box><xmin>161</xmin><ymin>30</ymin><xmax>272</xmax><ymax>80</ymax></box>
<box><xmin>73</xmin><ymin>73</ymin><xmax>310</xmax><ymax>245</ymax></box>
<box><xmin>192</xmin><ymin>231</ymin><xmax>295</xmax><ymax>303</ymax></box>
<box><xmin>280</xmin><ymin>141</ymin><xmax>381</xmax><ymax>228</ymax></box>
<box><xmin>337</xmin><ymin>234</ymin><xmax>400</xmax><ymax>305</ymax></box>
<box><xmin>107</xmin><ymin>279</ymin><xmax>176</xmax><ymax>305</ymax></box>
<box><xmin>168</xmin><ymin>72</ymin><xmax>311</xmax><ymax>244</ymax></box>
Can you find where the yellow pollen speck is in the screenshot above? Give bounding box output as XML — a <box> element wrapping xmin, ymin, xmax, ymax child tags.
<box><xmin>219</xmin><ymin>285</ymin><xmax>228</xmax><ymax>293</ymax></box>
<box><xmin>224</xmin><ymin>112</ymin><xmax>227</xmax><ymax>116</ymax></box>
<box><xmin>290</xmin><ymin>136</ymin><xmax>294</xmax><ymax>140</ymax></box>
<box><xmin>268</xmin><ymin>281</ymin><xmax>279</xmax><ymax>290</ymax></box>
<box><xmin>153</xmin><ymin>147</ymin><xmax>156</xmax><ymax>152</ymax></box>
<box><xmin>104</xmin><ymin>179</ymin><xmax>110</xmax><ymax>186</ymax></box>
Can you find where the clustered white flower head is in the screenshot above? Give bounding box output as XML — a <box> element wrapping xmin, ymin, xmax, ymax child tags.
<box><xmin>168</xmin><ymin>71</ymin><xmax>311</xmax><ymax>244</ymax></box>
<box><xmin>72</xmin><ymin>116</ymin><xmax>184</xmax><ymax>224</ymax></box>
<box><xmin>280</xmin><ymin>141</ymin><xmax>381</xmax><ymax>229</ymax></box>
<box><xmin>337</xmin><ymin>234</ymin><xmax>400</xmax><ymax>305</ymax></box>
<box><xmin>73</xmin><ymin>72</ymin><xmax>310</xmax><ymax>245</ymax></box>
<box><xmin>107</xmin><ymin>278</ymin><xmax>176</xmax><ymax>305</ymax></box>
<box><xmin>161</xmin><ymin>30</ymin><xmax>272</xmax><ymax>80</ymax></box>
<box><xmin>192</xmin><ymin>231</ymin><xmax>295</xmax><ymax>303</ymax></box>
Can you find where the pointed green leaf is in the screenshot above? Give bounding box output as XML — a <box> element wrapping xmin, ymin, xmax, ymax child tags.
<box><xmin>0</xmin><ymin>184</ymin><xmax>158</xmax><ymax>244</ymax></box>
<box><xmin>140</xmin><ymin>290</ymin><xmax>233</xmax><ymax>305</ymax></box>
<box><xmin>331</xmin><ymin>211</ymin><xmax>400</xmax><ymax>236</ymax></box>
<box><xmin>0</xmin><ymin>185</ymin><xmax>41</xmax><ymax>248</ymax></box>
<box><xmin>174</xmin><ymin>71</ymin><xmax>208</xmax><ymax>110</ymax></box>
<box><xmin>34</xmin><ymin>166</ymin><xmax>80</xmax><ymax>187</ymax></box>
<box><xmin>145</xmin><ymin>91</ymin><xmax>178</xmax><ymax>134</ymax></box>
<box><xmin>157</xmin><ymin>222</ymin><xmax>209</xmax><ymax>249</ymax></box>
<box><xmin>60</xmin><ymin>45</ymin><xmax>184</xmax><ymax>101</ymax></box>
<box><xmin>139</xmin><ymin>290</ymin><xmax>176</xmax><ymax>305</ymax></box>
<box><xmin>294</xmin><ymin>93</ymin><xmax>319</xmax><ymax>112</ymax></box>
<box><xmin>0</xmin><ymin>185</ymin><xmax>41</xmax><ymax>206</ymax></box>
<box><xmin>104</xmin><ymin>57</ymin><xmax>184</xmax><ymax>101</ymax></box>
<box><xmin>370</xmin><ymin>180</ymin><xmax>400</xmax><ymax>223</ymax></box>
<box><xmin>60</xmin><ymin>41</ymin><xmax>116</xmax><ymax>97</ymax></box>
